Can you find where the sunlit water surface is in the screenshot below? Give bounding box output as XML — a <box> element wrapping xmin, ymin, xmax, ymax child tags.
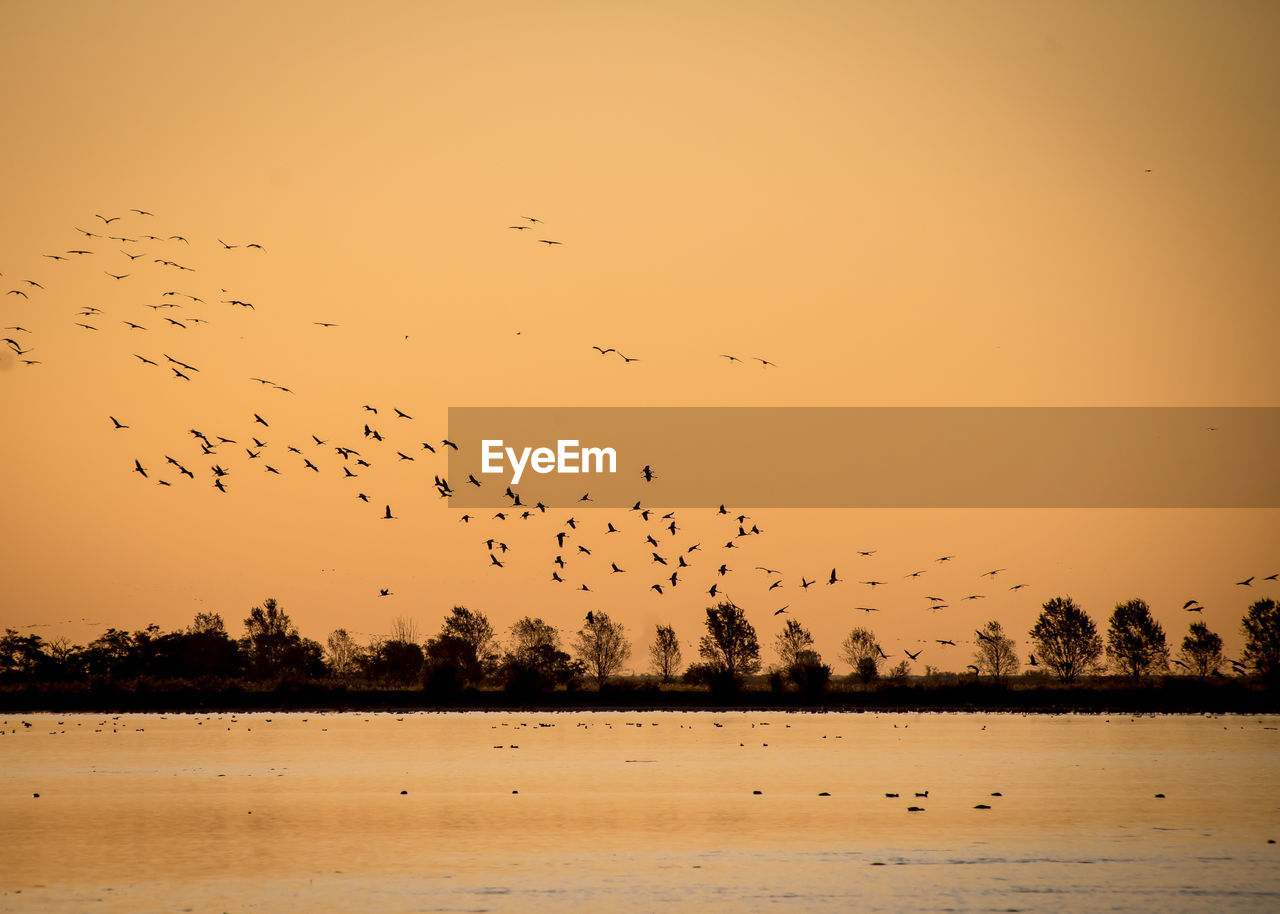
<box><xmin>2</xmin><ymin>711</ymin><xmax>1278</xmax><ymax>912</ymax></box>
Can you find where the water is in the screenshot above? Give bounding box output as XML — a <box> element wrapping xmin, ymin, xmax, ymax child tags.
<box><xmin>2</xmin><ymin>712</ymin><xmax>1278</xmax><ymax>911</ymax></box>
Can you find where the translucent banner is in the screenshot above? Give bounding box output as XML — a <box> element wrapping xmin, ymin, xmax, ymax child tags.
<box><xmin>445</xmin><ymin>407</ymin><xmax>1280</xmax><ymax>508</ymax></box>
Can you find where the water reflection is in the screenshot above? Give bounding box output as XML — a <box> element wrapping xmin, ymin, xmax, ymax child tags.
<box><xmin>2</xmin><ymin>712</ymin><xmax>1278</xmax><ymax>911</ymax></box>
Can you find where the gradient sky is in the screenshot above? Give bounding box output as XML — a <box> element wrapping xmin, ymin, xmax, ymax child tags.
<box><xmin>1</xmin><ymin>1</ymin><xmax>1277</xmax><ymax>671</ymax></box>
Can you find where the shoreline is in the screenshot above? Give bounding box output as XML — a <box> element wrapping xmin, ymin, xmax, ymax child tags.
<box><xmin>4</xmin><ymin>681</ymin><xmax>1277</xmax><ymax>715</ymax></box>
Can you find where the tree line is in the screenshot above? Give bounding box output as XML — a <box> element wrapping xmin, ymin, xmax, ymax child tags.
<box><xmin>2</xmin><ymin>597</ymin><xmax>1278</xmax><ymax>695</ymax></box>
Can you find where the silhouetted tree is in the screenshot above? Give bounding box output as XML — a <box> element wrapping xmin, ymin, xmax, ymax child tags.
<box><xmin>788</xmin><ymin>649</ymin><xmax>832</xmax><ymax>697</ymax></box>
<box><xmin>421</xmin><ymin>607</ymin><xmax>497</xmax><ymax>691</ymax></box>
<box><xmin>439</xmin><ymin>606</ymin><xmax>498</xmax><ymax>673</ymax></box>
<box><xmin>389</xmin><ymin>616</ymin><xmax>420</xmax><ymax>644</ymax></box>
<box><xmin>1029</xmin><ymin>597</ymin><xmax>1103</xmax><ymax>683</ymax></box>
<box><xmin>571</xmin><ymin>612</ymin><xmax>631</xmax><ymax>687</ymax></box>
<box><xmin>243</xmin><ymin>598</ymin><xmax>295</xmax><ymax>679</ymax></box>
<box><xmin>1106</xmin><ymin>598</ymin><xmax>1168</xmax><ymax>679</ymax></box>
<box><xmin>501</xmin><ymin>616</ymin><xmax>581</xmax><ymax>692</ymax></box>
<box><xmin>648</xmin><ymin>624</ymin><xmax>682</xmax><ymax>682</ymax></box>
<box><xmin>372</xmin><ymin>639</ymin><xmax>425</xmax><ymax>686</ymax></box>
<box><xmin>81</xmin><ymin>628</ymin><xmax>138</xmax><ymax>679</ymax></box>
<box><xmin>839</xmin><ymin>627</ymin><xmax>882</xmax><ymax>683</ymax></box>
<box><xmin>241</xmin><ymin>599</ymin><xmax>322</xmax><ymax>680</ymax></box>
<box><xmin>1179</xmin><ymin>621</ymin><xmax>1224</xmax><ymax>678</ymax></box>
<box><xmin>886</xmin><ymin>659</ymin><xmax>911</xmax><ymax>684</ymax></box>
<box><xmin>422</xmin><ymin>634</ymin><xmax>480</xmax><ymax>693</ymax></box>
<box><xmin>698</xmin><ymin>602</ymin><xmax>761</xmax><ymax>687</ymax></box>
<box><xmin>973</xmin><ymin>620</ymin><xmax>1019</xmax><ymax>680</ymax></box>
<box><xmin>773</xmin><ymin>619</ymin><xmax>814</xmax><ymax>673</ymax></box>
<box><xmin>190</xmin><ymin>612</ymin><xmax>226</xmax><ymax>636</ymax></box>
<box><xmin>681</xmin><ymin>662</ymin><xmax>716</xmax><ymax>686</ymax></box>
<box><xmin>44</xmin><ymin>636</ymin><xmax>80</xmax><ymax>681</ymax></box>
<box><xmin>176</xmin><ymin>612</ymin><xmax>240</xmax><ymax>678</ymax></box>
<box><xmin>325</xmin><ymin>628</ymin><xmax>363</xmax><ymax>679</ymax></box>
<box><xmin>0</xmin><ymin>629</ymin><xmax>55</xmax><ymax>682</ymax></box>
<box><xmin>1241</xmin><ymin>598</ymin><xmax>1280</xmax><ymax>680</ymax></box>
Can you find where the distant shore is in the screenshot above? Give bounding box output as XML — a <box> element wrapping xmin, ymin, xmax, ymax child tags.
<box><xmin>3</xmin><ymin>679</ymin><xmax>1277</xmax><ymax>715</ymax></box>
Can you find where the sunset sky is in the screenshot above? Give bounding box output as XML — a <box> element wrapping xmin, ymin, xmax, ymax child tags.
<box><xmin>1</xmin><ymin>0</ymin><xmax>1277</xmax><ymax>671</ymax></box>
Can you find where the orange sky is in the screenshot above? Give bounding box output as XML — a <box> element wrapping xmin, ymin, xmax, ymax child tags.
<box><xmin>1</xmin><ymin>1</ymin><xmax>1277</xmax><ymax>671</ymax></box>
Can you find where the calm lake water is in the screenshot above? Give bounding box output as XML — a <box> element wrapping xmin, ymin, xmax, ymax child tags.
<box><xmin>2</xmin><ymin>711</ymin><xmax>1278</xmax><ymax>912</ymax></box>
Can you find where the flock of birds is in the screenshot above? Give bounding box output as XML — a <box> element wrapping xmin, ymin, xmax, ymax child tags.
<box><xmin>4</xmin><ymin>208</ymin><xmax>1276</xmax><ymax>666</ymax></box>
